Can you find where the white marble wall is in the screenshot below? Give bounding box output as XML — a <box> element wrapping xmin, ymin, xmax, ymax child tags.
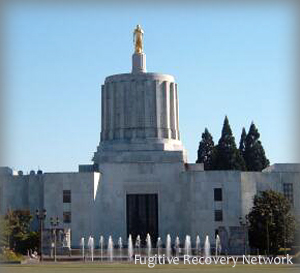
<box><xmin>0</xmin><ymin>164</ymin><xmax>299</xmax><ymax>252</ymax></box>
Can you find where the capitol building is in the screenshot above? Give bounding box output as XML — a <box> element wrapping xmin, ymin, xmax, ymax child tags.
<box><xmin>0</xmin><ymin>26</ymin><xmax>299</xmax><ymax>254</ymax></box>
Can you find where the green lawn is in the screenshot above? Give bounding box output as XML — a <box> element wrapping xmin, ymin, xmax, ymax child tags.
<box><xmin>1</xmin><ymin>263</ymin><xmax>299</xmax><ymax>273</ymax></box>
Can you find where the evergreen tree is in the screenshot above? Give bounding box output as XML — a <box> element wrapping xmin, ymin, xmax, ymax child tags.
<box><xmin>213</xmin><ymin>116</ymin><xmax>246</xmax><ymax>170</ymax></box>
<box><xmin>244</xmin><ymin>122</ymin><xmax>270</xmax><ymax>171</ymax></box>
<box><xmin>196</xmin><ymin>128</ymin><xmax>215</xmax><ymax>170</ymax></box>
<box><xmin>239</xmin><ymin>127</ymin><xmax>247</xmax><ymax>159</ymax></box>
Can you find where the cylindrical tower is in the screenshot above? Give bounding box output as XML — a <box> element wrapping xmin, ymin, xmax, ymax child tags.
<box><xmin>93</xmin><ymin>26</ymin><xmax>186</xmax><ymax>165</ymax></box>
<box><xmin>100</xmin><ymin>73</ymin><xmax>180</xmax><ymax>142</ymax></box>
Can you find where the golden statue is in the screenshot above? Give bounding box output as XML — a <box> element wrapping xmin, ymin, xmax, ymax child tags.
<box><xmin>133</xmin><ymin>24</ymin><xmax>144</xmax><ymax>54</ymax></box>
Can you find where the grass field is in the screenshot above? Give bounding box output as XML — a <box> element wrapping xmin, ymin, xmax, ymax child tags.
<box><xmin>1</xmin><ymin>263</ymin><xmax>299</xmax><ymax>273</ymax></box>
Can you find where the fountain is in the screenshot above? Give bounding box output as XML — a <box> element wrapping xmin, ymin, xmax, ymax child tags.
<box><xmin>80</xmin><ymin>237</ymin><xmax>85</xmax><ymax>261</ymax></box>
<box><xmin>99</xmin><ymin>236</ymin><xmax>104</xmax><ymax>260</ymax></box>
<box><xmin>157</xmin><ymin>237</ymin><xmax>162</xmax><ymax>255</ymax></box>
<box><xmin>195</xmin><ymin>235</ymin><xmax>201</xmax><ymax>256</ymax></box>
<box><xmin>204</xmin><ymin>235</ymin><xmax>210</xmax><ymax>257</ymax></box>
<box><xmin>108</xmin><ymin>236</ymin><xmax>114</xmax><ymax>262</ymax></box>
<box><xmin>166</xmin><ymin>234</ymin><xmax>172</xmax><ymax>258</ymax></box>
<box><xmin>135</xmin><ymin>235</ymin><xmax>141</xmax><ymax>255</ymax></box>
<box><xmin>215</xmin><ymin>234</ymin><xmax>221</xmax><ymax>256</ymax></box>
<box><xmin>78</xmin><ymin>233</ymin><xmax>218</xmax><ymax>262</ymax></box>
<box><xmin>175</xmin><ymin>236</ymin><xmax>180</xmax><ymax>257</ymax></box>
<box><xmin>87</xmin><ymin>236</ymin><xmax>94</xmax><ymax>261</ymax></box>
<box><xmin>146</xmin><ymin>233</ymin><xmax>152</xmax><ymax>257</ymax></box>
<box><xmin>128</xmin><ymin>234</ymin><xmax>133</xmax><ymax>261</ymax></box>
<box><xmin>184</xmin><ymin>235</ymin><xmax>191</xmax><ymax>256</ymax></box>
<box><xmin>118</xmin><ymin>237</ymin><xmax>123</xmax><ymax>259</ymax></box>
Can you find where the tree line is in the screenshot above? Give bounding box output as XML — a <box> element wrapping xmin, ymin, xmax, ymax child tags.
<box><xmin>196</xmin><ymin>116</ymin><xmax>270</xmax><ymax>171</ymax></box>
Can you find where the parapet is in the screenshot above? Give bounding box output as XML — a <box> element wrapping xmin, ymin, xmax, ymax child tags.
<box><xmin>262</xmin><ymin>163</ymin><xmax>300</xmax><ymax>173</ymax></box>
<box><xmin>184</xmin><ymin>163</ymin><xmax>204</xmax><ymax>172</ymax></box>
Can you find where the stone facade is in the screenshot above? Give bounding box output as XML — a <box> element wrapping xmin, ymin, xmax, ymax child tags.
<box><xmin>0</xmin><ymin>43</ymin><xmax>299</xmax><ymax>255</ymax></box>
<box><xmin>0</xmin><ymin>164</ymin><xmax>299</xmax><ymax>254</ymax></box>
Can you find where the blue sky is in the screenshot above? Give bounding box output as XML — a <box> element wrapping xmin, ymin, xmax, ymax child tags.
<box><xmin>3</xmin><ymin>2</ymin><xmax>297</xmax><ymax>172</ymax></box>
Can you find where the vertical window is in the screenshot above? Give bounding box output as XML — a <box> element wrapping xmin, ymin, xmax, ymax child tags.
<box><xmin>214</xmin><ymin>210</ymin><xmax>223</xmax><ymax>222</ymax></box>
<box><xmin>63</xmin><ymin>190</ymin><xmax>71</xmax><ymax>203</ymax></box>
<box><xmin>283</xmin><ymin>183</ymin><xmax>293</xmax><ymax>205</ymax></box>
<box><xmin>63</xmin><ymin>212</ymin><xmax>71</xmax><ymax>223</ymax></box>
<box><xmin>214</xmin><ymin>188</ymin><xmax>222</xmax><ymax>201</ymax></box>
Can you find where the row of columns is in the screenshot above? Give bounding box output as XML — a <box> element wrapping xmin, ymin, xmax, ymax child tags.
<box><xmin>101</xmin><ymin>79</ymin><xmax>180</xmax><ymax>142</ymax></box>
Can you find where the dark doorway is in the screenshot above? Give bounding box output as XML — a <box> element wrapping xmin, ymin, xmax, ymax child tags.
<box><xmin>126</xmin><ymin>194</ymin><xmax>158</xmax><ymax>245</ymax></box>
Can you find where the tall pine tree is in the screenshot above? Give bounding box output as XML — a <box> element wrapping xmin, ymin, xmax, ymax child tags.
<box><xmin>239</xmin><ymin>127</ymin><xmax>247</xmax><ymax>159</ymax></box>
<box><xmin>196</xmin><ymin>128</ymin><xmax>215</xmax><ymax>170</ymax></box>
<box><xmin>244</xmin><ymin>122</ymin><xmax>270</xmax><ymax>171</ymax></box>
<box><xmin>213</xmin><ymin>116</ymin><xmax>246</xmax><ymax>170</ymax></box>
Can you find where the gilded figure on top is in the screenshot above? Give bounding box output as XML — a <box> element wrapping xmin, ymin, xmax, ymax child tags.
<box><xmin>133</xmin><ymin>25</ymin><xmax>144</xmax><ymax>54</ymax></box>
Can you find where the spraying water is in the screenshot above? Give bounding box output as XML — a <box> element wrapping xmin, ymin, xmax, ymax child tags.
<box><xmin>87</xmin><ymin>236</ymin><xmax>94</xmax><ymax>261</ymax></box>
<box><xmin>175</xmin><ymin>236</ymin><xmax>180</xmax><ymax>257</ymax></box>
<box><xmin>157</xmin><ymin>237</ymin><xmax>162</xmax><ymax>255</ymax></box>
<box><xmin>80</xmin><ymin>233</ymin><xmax>214</xmax><ymax>262</ymax></box>
<box><xmin>128</xmin><ymin>234</ymin><xmax>133</xmax><ymax>261</ymax></box>
<box><xmin>215</xmin><ymin>234</ymin><xmax>221</xmax><ymax>256</ymax></box>
<box><xmin>135</xmin><ymin>235</ymin><xmax>141</xmax><ymax>255</ymax></box>
<box><xmin>204</xmin><ymin>235</ymin><xmax>211</xmax><ymax>257</ymax></box>
<box><xmin>80</xmin><ymin>237</ymin><xmax>85</xmax><ymax>261</ymax></box>
<box><xmin>166</xmin><ymin>234</ymin><xmax>172</xmax><ymax>258</ymax></box>
<box><xmin>108</xmin><ymin>236</ymin><xmax>114</xmax><ymax>262</ymax></box>
<box><xmin>146</xmin><ymin>233</ymin><xmax>152</xmax><ymax>257</ymax></box>
<box><xmin>118</xmin><ymin>237</ymin><xmax>123</xmax><ymax>259</ymax></box>
<box><xmin>99</xmin><ymin>236</ymin><xmax>104</xmax><ymax>260</ymax></box>
<box><xmin>184</xmin><ymin>235</ymin><xmax>191</xmax><ymax>256</ymax></box>
<box><xmin>195</xmin><ymin>235</ymin><xmax>201</xmax><ymax>256</ymax></box>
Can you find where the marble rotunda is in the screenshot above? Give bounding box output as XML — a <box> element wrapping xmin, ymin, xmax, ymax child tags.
<box><xmin>93</xmin><ymin>24</ymin><xmax>186</xmax><ymax>165</ymax></box>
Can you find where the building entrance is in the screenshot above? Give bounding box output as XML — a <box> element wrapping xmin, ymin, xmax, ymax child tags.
<box><xmin>126</xmin><ymin>194</ymin><xmax>158</xmax><ymax>244</ymax></box>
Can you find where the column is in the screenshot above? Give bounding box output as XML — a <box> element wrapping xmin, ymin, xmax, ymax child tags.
<box><xmin>164</xmin><ymin>81</ymin><xmax>171</xmax><ymax>139</ymax></box>
<box><xmin>108</xmin><ymin>82</ymin><xmax>115</xmax><ymax>140</ymax></box>
<box><xmin>119</xmin><ymin>81</ymin><xmax>125</xmax><ymax>139</ymax></box>
<box><xmin>169</xmin><ymin>82</ymin><xmax>176</xmax><ymax>139</ymax></box>
<box><xmin>105</xmin><ymin>83</ymin><xmax>110</xmax><ymax>140</ymax></box>
<box><xmin>124</xmin><ymin>81</ymin><xmax>131</xmax><ymax>139</ymax></box>
<box><xmin>131</xmin><ymin>80</ymin><xmax>137</xmax><ymax>138</ymax></box>
<box><xmin>101</xmin><ymin>84</ymin><xmax>106</xmax><ymax>141</ymax></box>
<box><xmin>175</xmin><ymin>83</ymin><xmax>180</xmax><ymax>140</ymax></box>
<box><xmin>155</xmin><ymin>80</ymin><xmax>162</xmax><ymax>138</ymax></box>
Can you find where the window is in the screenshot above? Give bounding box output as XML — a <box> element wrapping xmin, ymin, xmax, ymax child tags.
<box><xmin>283</xmin><ymin>183</ymin><xmax>293</xmax><ymax>205</ymax></box>
<box><xmin>215</xmin><ymin>210</ymin><xmax>223</xmax><ymax>222</ymax></box>
<box><xmin>214</xmin><ymin>188</ymin><xmax>222</xmax><ymax>201</ymax></box>
<box><xmin>63</xmin><ymin>190</ymin><xmax>71</xmax><ymax>203</ymax></box>
<box><xmin>63</xmin><ymin>212</ymin><xmax>71</xmax><ymax>223</ymax></box>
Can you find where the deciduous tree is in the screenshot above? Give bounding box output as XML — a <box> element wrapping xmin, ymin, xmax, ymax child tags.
<box><xmin>247</xmin><ymin>190</ymin><xmax>296</xmax><ymax>255</ymax></box>
<box><xmin>2</xmin><ymin>210</ymin><xmax>39</xmax><ymax>254</ymax></box>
